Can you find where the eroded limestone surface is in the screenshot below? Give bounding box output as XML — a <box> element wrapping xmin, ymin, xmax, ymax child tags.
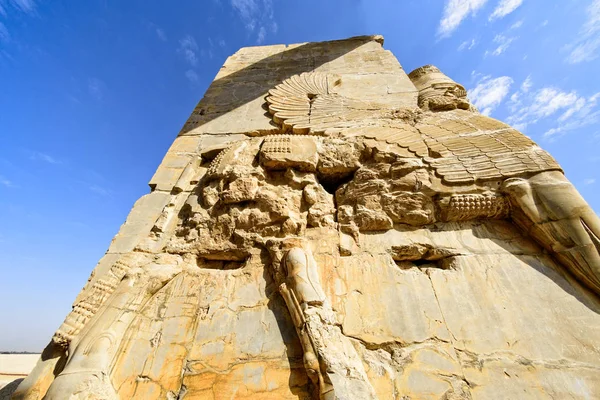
<box><xmin>13</xmin><ymin>35</ymin><xmax>600</xmax><ymax>400</ymax></box>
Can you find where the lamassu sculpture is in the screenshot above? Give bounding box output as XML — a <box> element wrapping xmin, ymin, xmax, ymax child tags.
<box><xmin>12</xmin><ymin>35</ymin><xmax>600</xmax><ymax>400</ymax></box>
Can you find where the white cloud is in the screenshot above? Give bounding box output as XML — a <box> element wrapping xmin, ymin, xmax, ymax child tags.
<box><xmin>469</xmin><ymin>75</ymin><xmax>513</xmax><ymax>115</ymax></box>
<box><xmin>458</xmin><ymin>38</ymin><xmax>477</xmax><ymax>51</ymax></box>
<box><xmin>156</xmin><ymin>28</ymin><xmax>166</xmax><ymax>42</ymax></box>
<box><xmin>257</xmin><ymin>26</ymin><xmax>266</xmax><ymax>44</ymax></box>
<box><xmin>543</xmin><ymin>93</ymin><xmax>600</xmax><ymax>139</ymax></box>
<box><xmin>485</xmin><ymin>34</ymin><xmax>517</xmax><ymax>56</ymax></box>
<box><xmin>438</xmin><ymin>0</ymin><xmax>489</xmax><ymax>38</ymax></box>
<box><xmin>565</xmin><ymin>0</ymin><xmax>600</xmax><ymax>63</ymax></box>
<box><xmin>507</xmin><ymin>77</ymin><xmax>600</xmax><ymax>139</ymax></box>
<box><xmin>185</xmin><ymin>69</ymin><xmax>198</xmax><ymax>83</ymax></box>
<box><xmin>178</xmin><ymin>35</ymin><xmax>199</xmax><ymax>66</ymax></box>
<box><xmin>231</xmin><ymin>0</ymin><xmax>259</xmax><ymax>30</ymax></box>
<box><xmin>509</xmin><ymin>86</ymin><xmax>580</xmax><ymax>125</ymax></box>
<box><xmin>28</xmin><ymin>151</ymin><xmax>62</xmax><ymax>164</ymax></box>
<box><xmin>521</xmin><ymin>75</ymin><xmax>532</xmax><ymax>92</ymax></box>
<box><xmin>489</xmin><ymin>0</ymin><xmax>523</xmax><ymax>21</ymax></box>
<box><xmin>230</xmin><ymin>0</ymin><xmax>277</xmax><ymax>44</ymax></box>
<box><xmin>510</xmin><ymin>19</ymin><xmax>524</xmax><ymax>29</ymax></box>
<box><xmin>584</xmin><ymin>178</ymin><xmax>596</xmax><ymax>185</ymax></box>
<box><xmin>582</xmin><ymin>0</ymin><xmax>600</xmax><ymax>35</ymax></box>
<box><xmin>532</xmin><ymin>88</ymin><xmax>580</xmax><ymax>118</ymax></box>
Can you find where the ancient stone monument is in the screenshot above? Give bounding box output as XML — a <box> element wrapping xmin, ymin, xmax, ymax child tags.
<box><xmin>12</xmin><ymin>35</ymin><xmax>600</xmax><ymax>399</ymax></box>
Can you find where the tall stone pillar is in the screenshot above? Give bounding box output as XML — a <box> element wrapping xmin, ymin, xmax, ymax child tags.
<box><xmin>11</xmin><ymin>35</ymin><xmax>600</xmax><ymax>400</ymax></box>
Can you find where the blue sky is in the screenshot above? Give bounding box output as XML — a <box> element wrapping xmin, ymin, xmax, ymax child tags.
<box><xmin>0</xmin><ymin>0</ymin><xmax>599</xmax><ymax>351</ymax></box>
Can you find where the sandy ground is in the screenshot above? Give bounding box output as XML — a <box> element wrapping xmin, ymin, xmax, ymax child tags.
<box><xmin>0</xmin><ymin>354</ymin><xmax>39</xmax><ymax>396</ymax></box>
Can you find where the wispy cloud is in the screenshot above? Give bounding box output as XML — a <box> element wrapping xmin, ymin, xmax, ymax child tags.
<box><xmin>0</xmin><ymin>22</ymin><xmax>9</xmax><ymax>42</ymax></box>
<box><xmin>231</xmin><ymin>0</ymin><xmax>260</xmax><ymax>30</ymax></box>
<box><xmin>178</xmin><ymin>35</ymin><xmax>198</xmax><ymax>66</ymax></box>
<box><xmin>0</xmin><ymin>0</ymin><xmax>36</xmax><ymax>15</ymax></box>
<box><xmin>521</xmin><ymin>75</ymin><xmax>532</xmax><ymax>92</ymax></box>
<box><xmin>543</xmin><ymin>93</ymin><xmax>600</xmax><ymax>139</ymax></box>
<box><xmin>143</xmin><ymin>21</ymin><xmax>167</xmax><ymax>42</ymax></box>
<box><xmin>469</xmin><ymin>75</ymin><xmax>513</xmax><ymax>116</ymax></box>
<box><xmin>155</xmin><ymin>28</ymin><xmax>167</xmax><ymax>42</ymax></box>
<box><xmin>0</xmin><ymin>0</ymin><xmax>36</xmax><ymax>42</ymax></box>
<box><xmin>489</xmin><ymin>0</ymin><xmax>523</xmax><ymax>21</ymax></box>
<box><xmin>185</xmin><ymin>69</ymin><xmax>198</xmax><ymax>83</ymax></box>
<box><xmin>27</xmin><ymin>150</ymin><xmax>62</xmax><ymax>164</ymax></box>
<box><xmin>507</xmin><ymin>77</ymin><xmax>600</xmax><ymax>139</ymax></box>
<box><xmin>204</xmin><ymin>38</ymin><xmax>216</xmax><ymax>59</ymax></box>
<box><xmin>438</xmin><ymin>0</ymin><xmax>489</xmax><ymax>38</ymax></box>
<box><xmin>88</xmin><ymin>184</ymin><xmax>112</xmax><ymax>197</ymax></box>
<box><xmin>565</xmin><ymin>0</ymin><xmax>600</xmax><ymax>63</ymax></box>
<box><xmin>230</xmin><ymin>0</ymin><xmax>278</xmax><ymax>44</ymax></box>
<box><xmin>485</xmin><ymin>34</ymin><xmax>517</xmax><ymax>56</ymax></box>
<box><xmin>584</xmin><ymin>178</ymin><xmax>596</xmax><ymax>185</ymax></box>
<box><xmin>9</xmin><ymin>0</ymin><xmax>36</xmax><ymax>14</ymax></box>
<box><xmin>257</xmin><ymin>26</ymin><xmax>267</xmax><ymax>44</ymax></box>
<box><xmin>0</xmin><ymin>174</ymin><xmax>13</xmax><ymax>188</ymax></box>
<box><xmin>88</xmin><ymin>78</ymin><xmax>106</xmax><ymax>100</ymax></box>
<box><xmin>510</xmin><ymin>19</ymin><xmax>524</xmax><ymax>29</ymax></box>
<box><xmin>458</xmin><ymin>38</ymin><xmax>477</xmax><ymax>51</ymax></box>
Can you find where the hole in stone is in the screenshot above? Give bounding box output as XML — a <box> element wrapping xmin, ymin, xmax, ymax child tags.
<box><xmin>197</xmin><ymin>258</ymin><xmax>247</xmax><ymax>270</ymax></box>
<box><xmin>196</xmin><ymin>251</ymin><xmax>250</xmax><ymax>270</ymax></box>
<box><xmin>200</xmin><ymin>148</ymin><xmax>223</xmax><ymax>165</ymax></box>
<box><xmin>394</xmin><ymin>257</ymin><xmax>457</xmax><ymax>270</ymax></box>
<box><xmin>412</xmin><ymin>259</ymin><xmax>436</xmax><ymax>267</ymax></box>
<box><xmin>318</xmin><ymin>171</ymin><xmax>355</xmax><ymax>196</ymax></box>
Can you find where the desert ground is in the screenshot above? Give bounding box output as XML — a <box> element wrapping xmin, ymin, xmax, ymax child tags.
<box><xmin>0</xmin><ymin>354</ymin><xmax>39</xmax><ymax>398</ymax></box>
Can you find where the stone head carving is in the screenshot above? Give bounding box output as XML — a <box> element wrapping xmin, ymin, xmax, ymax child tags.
<box><xmin>408</xmin><ymin>65</ymin><xmax>475</xmax><ymax>112</ymax></box>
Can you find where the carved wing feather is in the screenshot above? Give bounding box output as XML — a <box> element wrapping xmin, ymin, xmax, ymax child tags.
<box><xmin>417</xmin><ymin>112</ymin><xmax>561</xmax><ymax>183</ymax></box>
<box><xmin>267</xmin><ymin>74</ymin><xmax>561</xmax><ymax>182</ymax></box>
<box><xmin>266</xmin><ymin>72</ymin><xmax>385</xmax><ymax>134</ymax></box>
<box><xmin>267</xmin><ymin>72</ymin><xmax>344</xmax><ymax>134</ymax></box>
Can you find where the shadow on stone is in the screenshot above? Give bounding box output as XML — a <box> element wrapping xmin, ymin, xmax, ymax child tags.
<box><xmin>469</xmin><ymin>221</ymin><xmax>600</xmax><ymax>313</ymax></box>
<box><xmin>261</xmin><ymin>248</ymin><xmax>314</xmax><ymax>398</ymax></box>
<box><xmin>0</xmin><ymin>378</ymin><xmax>24</xmax><ymax>400</ymax></box>
<box><xmin>180</xmin><ymin>36</ymin><xmax>378</xmax><ymax>135</ymax></box>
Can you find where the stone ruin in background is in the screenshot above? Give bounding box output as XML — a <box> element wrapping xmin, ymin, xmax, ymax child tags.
<box><xmin>10</xmin><ymin>35</ymin><xmax>600</xmax><ymax>400</ymax></box>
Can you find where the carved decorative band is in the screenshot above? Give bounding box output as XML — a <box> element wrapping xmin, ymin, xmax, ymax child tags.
<box><xmin>262</xmin><ymin>136</ymin><xmax>293</xmax><ymax>154</ymax></box>
<box><xmin>52</xmin><ymin>259</ymin><xmax>131</xmax><ymax>348</ymax></box>
<box><xmin>440</xmin><ymin>194</ymin><xmax>509</xmax><ymax>221</ymax></box>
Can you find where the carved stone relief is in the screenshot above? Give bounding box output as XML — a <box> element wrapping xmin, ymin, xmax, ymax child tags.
<box><xmin>13</xmin><ymin>35</ymin><xmax>600</xmax><ymax>400</ymax></box>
